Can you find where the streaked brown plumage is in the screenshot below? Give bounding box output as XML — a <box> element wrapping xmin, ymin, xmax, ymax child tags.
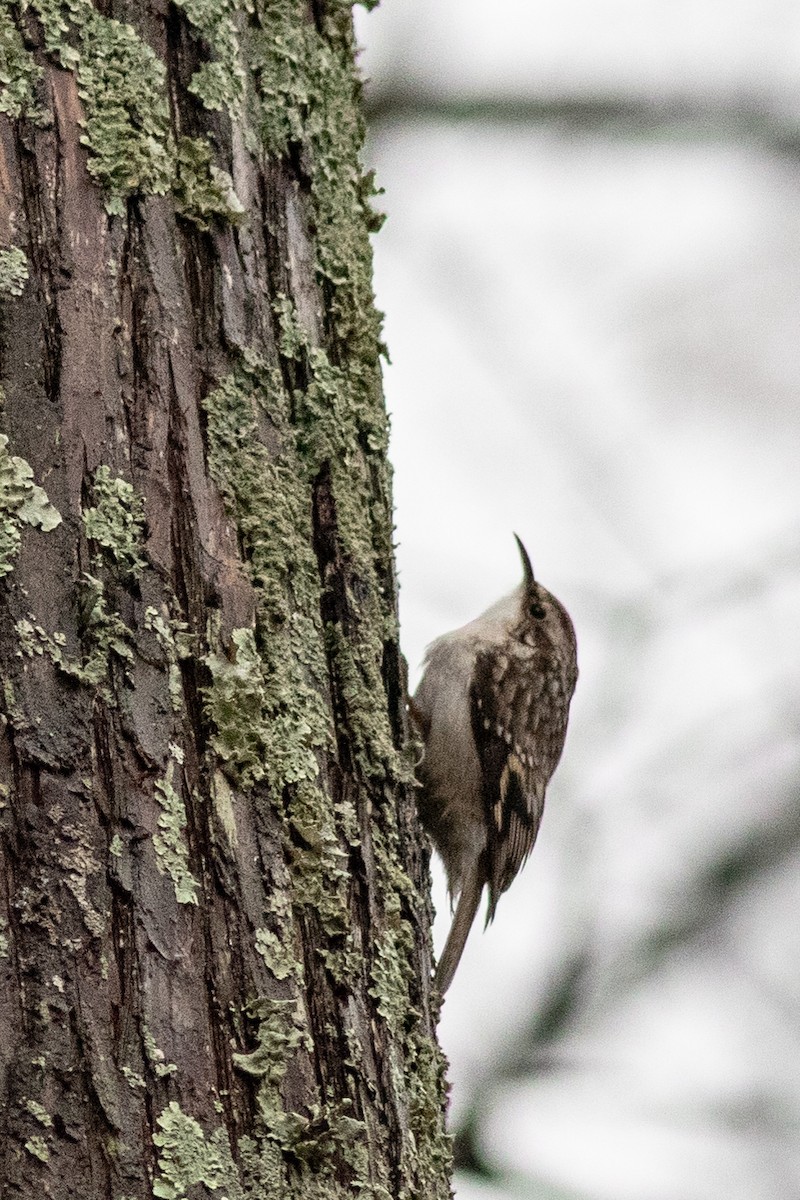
<box><xmin>412</xmin><ymin>535</ymin><xmax>578</xmax><ymax>994</ymax></box>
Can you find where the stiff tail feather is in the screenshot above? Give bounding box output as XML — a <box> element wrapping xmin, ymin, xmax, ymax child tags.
<box><xmin>435</xmin><ymin>866</ymin><xmax>484</xmax><ymax>995</ymax></box>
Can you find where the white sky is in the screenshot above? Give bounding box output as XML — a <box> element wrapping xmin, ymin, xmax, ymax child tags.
<box><xmin>356</xmin><ymin>4</ymin><xmax>800</xmax><ymax>1198</ymax></box>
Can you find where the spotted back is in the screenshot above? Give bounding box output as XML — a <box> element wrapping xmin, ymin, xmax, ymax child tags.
<box><xmin>470</xmin><ymin>590</ymin><xmax>577</xmax><ymax>917</ymax></box>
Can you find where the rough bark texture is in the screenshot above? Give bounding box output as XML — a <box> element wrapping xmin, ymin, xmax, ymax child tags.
<box><xmin>0</xmin><ymin>2</ymin><xmax>451</xmax><ymax>1196</ymax></box>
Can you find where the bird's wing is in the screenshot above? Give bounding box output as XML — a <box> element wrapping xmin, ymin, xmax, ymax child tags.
<box><xmin>470</xmin><ymin>642</ymin><xmax>570</xmax><ymax>918</ymax></box>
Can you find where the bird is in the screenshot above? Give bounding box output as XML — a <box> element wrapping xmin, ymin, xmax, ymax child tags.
<box><xmin>410</xmin><ymin>534</ymin><xmax>578</xmax><ymax>994</ymax></box>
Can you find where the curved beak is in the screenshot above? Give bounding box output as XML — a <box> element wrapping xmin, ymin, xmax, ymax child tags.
<box><xmin>513</xmin><ymin>533</ymin><xmax>535</xmax><ymax>586</ymax></box>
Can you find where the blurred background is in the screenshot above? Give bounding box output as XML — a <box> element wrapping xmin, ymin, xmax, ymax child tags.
<box><xmin>354</xmin><ymin>2</ymin><xmax>800</xmax><ymax>1197</ymax></box>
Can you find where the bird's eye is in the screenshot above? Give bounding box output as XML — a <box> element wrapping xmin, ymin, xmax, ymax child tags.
<box><xmin>529</xmin><ymin>601</ymin><xmax>546</xmax><ymax>619</ymax></box>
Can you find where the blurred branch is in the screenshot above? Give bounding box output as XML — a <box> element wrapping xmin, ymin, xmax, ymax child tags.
<box><xmin>364</xmin><ymin>89</ymin><xmax>800</xmax><ymax>156</ymax></box>
<box><xmin>513</xmin><ymin>777</ymin><xmax>800</xmax><ymax>1082</ymax></box>
<box><xmin>447</xmin><ymin>776</ymin><xmax>800</xmax><ymax>1145</ymax></box>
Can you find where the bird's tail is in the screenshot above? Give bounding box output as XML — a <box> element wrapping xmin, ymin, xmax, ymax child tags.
<box><xmin>435</xmin><ymin>865</ymin><xmax>483</xmax><ymax>995</ymax></box>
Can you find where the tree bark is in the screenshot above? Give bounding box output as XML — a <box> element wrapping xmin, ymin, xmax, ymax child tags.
<box><xmin>0</xmin><ymin>2</ymin><xmax>451</xmax><ymax>1196</ymax></box>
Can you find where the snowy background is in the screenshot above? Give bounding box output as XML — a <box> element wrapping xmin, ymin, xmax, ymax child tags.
<box><xmin>354</xmin><ymin>2</ymin><xmax>800</xmax><ymax>1198</ymax></box>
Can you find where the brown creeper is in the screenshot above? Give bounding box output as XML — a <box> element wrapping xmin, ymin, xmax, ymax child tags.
<box><xmin>411</xmin><ymin>535</ymin><xmax>578</xmax><ymax>994</ymax></box>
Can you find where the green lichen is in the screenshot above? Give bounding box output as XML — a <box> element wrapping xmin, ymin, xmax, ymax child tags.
<box><xmin>0</xmin><ymin>433</ymin><xmax>61</xmax><ymax>576</ymax></box>
<box><xmin>27</xmin><ymin>0</ymin><xmax>81</xmax><ymax>66</ymax></box>
<box><xmin>251</xmin><ymin>12</ymin><xmax>313</xmax><ymax>156</ymax></box>
<box><xmin>153</xmin><ymin>1101</ymin><xmax>243</xmax><ymax>1200</ymax></box>
<box><xmin>201</xmin><ymin>339</ymin><xmax>400</xmax><ymax>794</ymax></box>
<box><xmin>12</xmin><ymin>461</ymin><xmax>145</xmax><ymax>686</ymax></box>
<box><xmin>284</xmin><ymin>781</ymin><xmax>353</xmax><ymax>961</ymax></box>
<box><xmin>237</xmin><ymin>1100</ymin><xmax>380</xmax><ymax>1198</ymax></box>
<box><xmin>196</xmin><ymin>410</ymin><xmax>352</xmax><ymax>961</ymax></box>
<box><xmin>152</xmin><ymin>755</ymin><xmax>199</xmax><ymax>906</ymax></box>
<box><xmin>144</xmin><ymin>606</ymin><xmax>193</xmax><ymax>713</ymax></box>
<box><xmin>253</xmin><ymin>886</ymin><xmax>301</xmax><ymax>984</ymax></box>
<box><xmin>324</xmin><ymin>621</ymin><xmax>402</xmax><ymax>780</ymax></box>
<box><xmin>24</xmin><ymin>1135</ymin><xmax>50</xmax><ymax>1161</ymax></box>
<box><xmin>203</xmin><ymin>625</ymin><xmax>324</xmax><ymax>791</ymax></box>
<box><xmin>369</xmin><ymin>922</ymin><xmax>414</xmax><ymax>1030</ymax></box>
<box><xmin>24</xmin><ymin>1099</ymin><xmax>54</xmax><ymax>1127</ymax></box>
<box><xmin>174</xmin><ymin>136</ymin><xmax>246</xmax><ymax>231</ymax></box>
<box><xmin>274</xmin><ymin>294</ymin><xmax>387</xmax><ymax>494</ymax></box>
<box><xmin>173</xmin><ymin>0</ymin><xmax>244</xmax><ymax>113</ymax></box>
<box><xmin>29</xmin><ymin>1</ymin><xmax>243</xmax><ymax>224</ymax></box>
<box><xmin>236</xmin><ymin>1135</ymin><xmax>287</xmax><ymax>1196</ymax></box>
<box><xmin>14</xmin><ymin>617</ymin><xmax>53</xmax><ymax>658</ymax></box>
<box><xmin>244</xmin><ymin>10</ymin><xmax>396</xmax><ymax>809</ymax></box>
<box><xmin>143</xmin><ymin>1028</ymin><xmax>178</xmax><ymax>1079</ymax></box>
<box><xmin>203</xmin><ymin>627</ymin><xmax>271</xmax><ymax>787</ymax></box>
<box><xmin>67</xmin><ymin>572</ymin><xmax>133</xmax><ymax>685</ymax></box>
<box><xmin>82</xmin><ymin>465</ymin><xmax>146</xmax><ymax>577</ymax></box>
<box><xmin>121</xmin><ymin>1064</ymin><xmax>146</xmax><ymax>1090</ymax></box>
<box><xmin>273</xmin><ymin>299</ymin><xmax>401</xmax><ymax>781</ymax></box>
<box><xmin>0</xmin><ymin>9</ymin><xmax>42</xmax><ymax>118</ymax></box>
<box><xmin>233</xmin><ymin>999</ymin><xmax>378</xmax><ymax>1178</ymax></box>
<box><xmin>251</xmin><ymin>2</ymin><xmax>386</xmax><ymax>355</ymax></box>
<box><xmin>193</xmin><ymin>22</ymin><xmax>448</xmax><ymax>1181</ymax></box>
<box><xmin>60</xmin><ymin>817</ymin><xmax>105</xmax><ymax>937</ymax></box>
<box><xmin>254</xmin><ymin>927</ymin><xmax>295</xmax><ymax>983</ymax></box>
<box><xmin>0</xmin><ymin>915</ymin><xmax>8</xmax><ymax>959</ymax></box>
<box><xmin>14</xmin><ymin>575</ymin><xmax>132</xmax><ymax>690</ymax></box>
<box><xmin>109</xmin><ymin>832</ymin><xmax>123</xmax><ymax>858</ymax></box>
<box><xmin>232</xmin><ymin>995</ymin><xmax>310</xmax><ymax>1085</ymax></box>
<box><xmin>30</xmin><ymin>0</ymin><xmax>173</xmax><ymax>213</ymax></box>
<box><xmin>406</xmin><ymin>1035</ymin><xmax>452</xmax><ymax>1187</ymax></box>
<box><xmin>188</xmin><ymin>60</ymin><xmax>239</xmax><ymax>113</ymax></box>
<box><xmin>365</xmin><ymin>825</ymin><xmax>419</xmax><ymax>1030</ymax></box>
<box><xmin>201</xmin><ymin>360</ymin><xmax>332</xmax><ymax>793</ymax></box>
<box><xmin>75</xmin><ymin>9</ymin><xmax>172</xmax><ymax>215</ymax></box>
<box><xmin>0</xmin><ymin>245</ymin><xmax>29</xmax><ymax>296</ymax></box>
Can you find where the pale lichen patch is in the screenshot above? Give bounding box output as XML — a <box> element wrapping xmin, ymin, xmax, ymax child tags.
<box><xmin>14</xmin><ymin>575</ymin><xmax>133</xmax><ymax>692</ymax></box>
<box><xmin>173</xmin><ymin>0</ymin><xmax>244</xmax><ymax>114</ymax></box>
<box><xmin>144</xmin><ymin>606</ymin><xmax>193</xmax><ymax>714</ymax></box>
<box><xmin>201</xmin><ymin>360</ymin><xmax>333</xmax><ymax>794</ymax></box>
<box><xmin>232</xmin><ymin>995</ymin><xmax>311</xmax><ymax>1084</ymax></box>
<box><xmin>26</xmin><ymin>0</ymin><xmax>245</xmax><ymax>223</ymax></box>
<box><xmin>174</xmin><ymin>136</ymin><xmax>246</xmax><ymax>230</ymax></box>
<box><xmin>0</xmin><ymin>434</ymin><xmax>61</xmax><ymax>577</ymax></box>
<box><xmin>82</xmin><ymin>465</ymin><xmax>146</xmax><ymax>578</ymax></box>
<box><xmin>0</xmin><ymin>9</ymin><xmax>42</xmax><ymax>118</ymax></box>
<box><xmin>24</xmin><ymin>1135</ymin><xmax>50</xmax><ymax>1162</ymax></box>
<box><xmin>23</xmin><ymin>1099</ymin><xmax>54</xmax><ymax>1128</ymax></box>
<box><xmin>153</xmin><ymin>1101</ymin><xmax>244</xmax><ymax>1200</ymax></box>
<box><xmin>152</xmin><ymin>758</ymin><xmax>199</xmax><ymax>906</ymax></box>
<box><xmin>143</xmin><ymin>1028</ymin><xmax>178</xmax><ymax>1079</ymax></box>
<box><xmin>0</xmin><ymin>246</ymin><xmax>29</xmax><ymax>296</ymax></box>
<box><xmin>30</xmin><ymin>0</ymin><xmax>173</xmax><ymax>210</ymax></box>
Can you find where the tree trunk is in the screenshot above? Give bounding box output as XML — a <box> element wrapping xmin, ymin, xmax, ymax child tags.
<box><xmin>0</xmin><ymin>2</ymin><xmax>451</xmax><ymax>1196</ymax></box>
